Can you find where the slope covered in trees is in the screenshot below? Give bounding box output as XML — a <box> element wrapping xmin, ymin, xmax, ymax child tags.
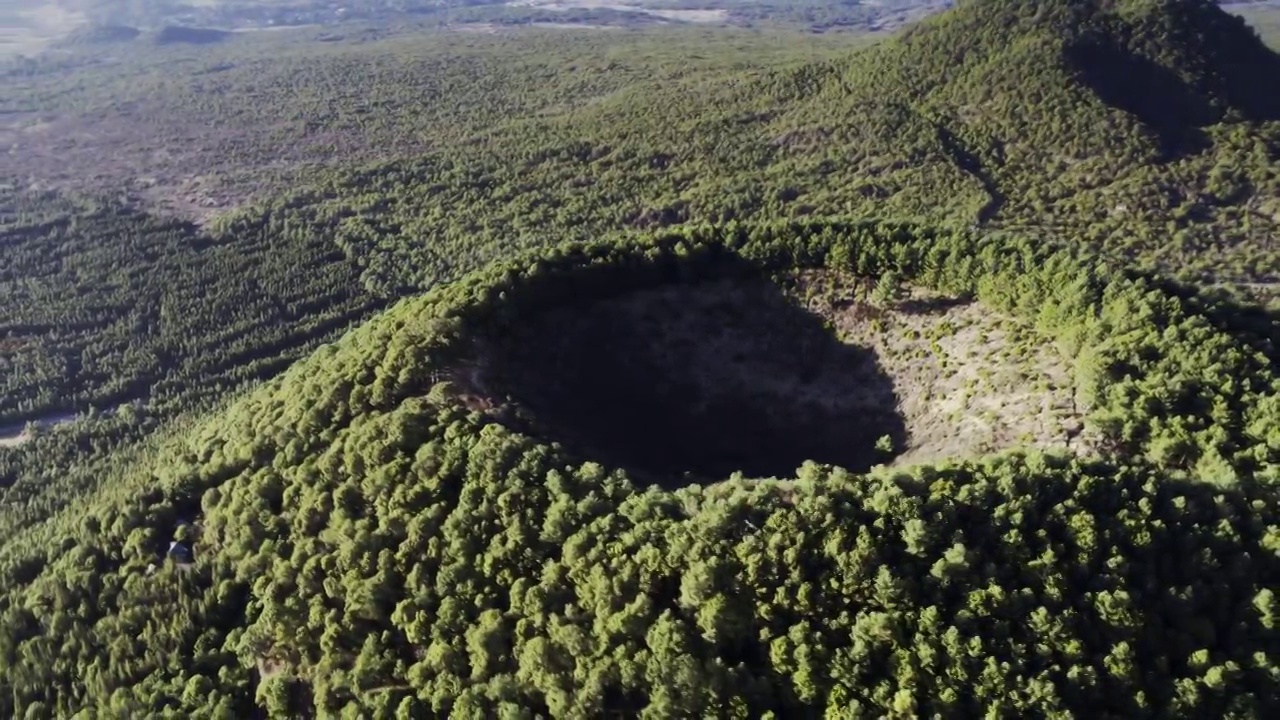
<box><xmin>1</xmin><ymin>1</ymin><xmax>1275</xmax><ymax>553</ymax></box>
<box><xmin>444</xmin><ymin>0</ymin><xmax>1280</xmax><ymax>282</ymax></box>
<box><xmin>7</xmin><ymin>0</ymin><xmax>1280</xmax><ymax>284</ymax></box>
<box><xmin>0</xmin><ymin>29</ymin><xmax>868</xmax><ymax>539</ymax></box>
<box><xmin>179</xmin><ymin>0</ymin><xmax>1280</xmax><ymax>338</ymax></box>
<box><xmin>2</xmin><ymin>1</ymin><xmax>1280</xmax><ymax>717</ymax></box>
<box><xmin>0</xmin><ymin>221</ymin><xmax>1277</xmax><ymax>717</ymax></box>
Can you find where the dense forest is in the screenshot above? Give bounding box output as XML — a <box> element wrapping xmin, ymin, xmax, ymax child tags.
<box><xmin>2</xmin><ymin>0</ymin><xmax>1280</xmax><ymax>717</ymax></box>
<box><xmin>4</xmin><ymin>0</ymin><xmax>1279</xmax><ymax>425</ymax></box>
<box><xmin>1</xmin><ymin>221</ymin><xmax>1278</xmax><ymax>717</ymax></box>
<box><xmin>9</xmin><ymin>0</ymin><xmax>1278</xmax><ymax>284</ymax></box>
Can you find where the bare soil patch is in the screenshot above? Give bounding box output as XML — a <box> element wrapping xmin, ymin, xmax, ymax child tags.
<box><xmin>466</xmin><ymin>270</ymin><xmax>1090</xmax><ymax>485</ymax></box>
<box><xmin>788</xmin><ymin>271</ymin><xmax>1094</xmax><ymax>467</ymax></box>
<box><xmin>506</xmin><ymin>0</ymin><xmax>728</xmax><ymax>23</ymax></box>
<box><xmin>0</xmin><ymin>411</ymin><xmax>78</xmax><ymax>448</ymax></box>
<box><xmin>530</xmin><ymin>22</ymin><xmax>622</xmax><ymax>30</ymax></box>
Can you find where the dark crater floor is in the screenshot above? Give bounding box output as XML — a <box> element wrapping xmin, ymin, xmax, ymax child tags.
<box><xmin>480</xmin><ymin>276</ymin><xmax>907</xmax><ymax>484</ymax></box>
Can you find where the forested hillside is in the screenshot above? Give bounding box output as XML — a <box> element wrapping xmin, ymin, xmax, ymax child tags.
<box><xmin>7</xmin><ymin>0</ymin><xmax>1277</xmax><ymax>436</ymax></box>
<box><xmin>1</xmin><ymin>221</ymin><xmax>1278</xmax><ymax>717</ymax></box>
<box><xmin>8</xmin><ymin>0</ymin><xmax>1280</xmax><ymax>285</ymax></box>
<box><xmin>0</xmin><ymin>26</ymin><xmax>862</xmax><ymax>537</ymax></box>
<box><xmin>2</xmin><ymin>0</ymin><xmax>1280</xmax><ymax>717</ymax></box>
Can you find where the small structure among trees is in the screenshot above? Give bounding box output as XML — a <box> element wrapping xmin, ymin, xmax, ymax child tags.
<box><xmin>167</xmin><ymin>522</ymin><xmax>197</xmax><ymax>566</ymax></box>
<box><xmin>167</xmin><ymin>541</ymin><xmax>194</xmax><ymax>566</ymax></box>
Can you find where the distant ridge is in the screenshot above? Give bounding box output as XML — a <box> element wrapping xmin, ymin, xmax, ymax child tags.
<box><xmin>736</xmin><ymin>0</ymin><xmax>1280</xmax><ymax>277</ymax></box>
<box><xmin>1071</xmin><ymin>0</ymin><xmax>1280</xmax><ymax>124</ymax></box>
<box><xmin>152</xmin><ymin>26</ymin><xmax>230</xmax><ymax>45</ymax></box>
<box><xmin>869</xmin><ymin>0</ymin><xmax>1280</xmax><ymax>134</ymax></box>
<box><xmin>61</xmin><ymin>24</ymin><xmax>142</xmax><ymax>46</ymax></box>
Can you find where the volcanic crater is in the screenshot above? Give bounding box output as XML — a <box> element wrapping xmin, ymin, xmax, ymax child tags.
<box><xmin>466</xmin><ymin>270</ymin><xmax>1091</xmax><ymax>484</ymax></box>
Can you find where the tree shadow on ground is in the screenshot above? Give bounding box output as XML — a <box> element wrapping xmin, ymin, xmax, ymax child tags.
<box><xmin>895</xmin><ymin>295</ymin><xmax>968</xmax><ymax>316</ymax></box>
<box><xmin>1069</xmin><ymin>43</ymin><xmax>1215</xmax><ymax>158</ymax></box>
<box><xmin>486</xmin><ymin>270</ymin><xmax>907</xmax><ymax>486</ymax></box>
